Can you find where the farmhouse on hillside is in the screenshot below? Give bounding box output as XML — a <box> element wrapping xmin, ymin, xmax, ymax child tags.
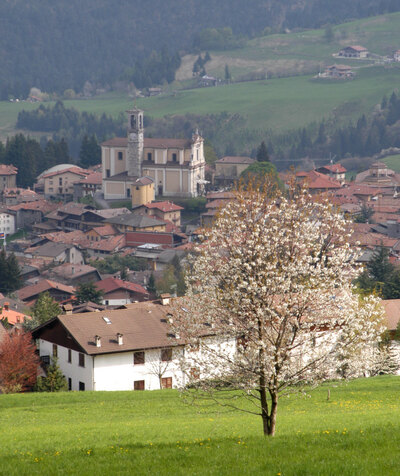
<box><xmin>101</xmin><ymin>107</ymin><xmax>206</xmax><ymax>200</ymax></box>
<box><xmin>338</xmin><ymin>45</ymin><xmax>369</xmax><ymax>58</ymax></box>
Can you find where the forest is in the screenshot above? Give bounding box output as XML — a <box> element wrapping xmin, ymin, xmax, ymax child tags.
<box><xmin>0</xmin><ymin>0</ymin><xmax>399</xmax><ymax>99</ymax></box>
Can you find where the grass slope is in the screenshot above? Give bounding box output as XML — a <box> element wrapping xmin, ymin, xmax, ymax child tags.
<box><xmin>1</xmin><ymin>376</ymin><xmax>400</xmax><ymax>475</ymax></box>
<box><xmin>178</xmin><ymin>12</ymin><xmax>400</xmax><ymax>81</ymax></box>
<box><xmin>2</xmin><ymin>12</ymin><xmax>400</xmax><ymax>145</ymax></box>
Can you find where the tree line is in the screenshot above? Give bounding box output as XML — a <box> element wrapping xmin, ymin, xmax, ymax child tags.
<box><xmin>0</xmin><ymin>0</ymin><xmax>398</xmax><ymax>99</ymax></box>
<box><xmin>17</xmin><ymin>101</ymin><xmax>124</xmax><ymax>158</ymax></box>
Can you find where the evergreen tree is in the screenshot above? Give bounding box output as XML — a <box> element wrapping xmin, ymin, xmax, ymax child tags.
<box><xmin>79</xmin><ymin>134</ymin><xmax>101</xmax><ymax>168</ymax></box>
<box><xmin>75</xmin><ymin>282</ymin><xmax>103</xmax><ymax>305</ymax></box>
<box><xmin>24</xmin><ymin>292</ymin><xmax>61</xmax><ymax>330</ymax></box>
<box><xmin>147</xmin><ymin>273</ymin><xmax>157</xmax><ymax>296</ymax></box>
<box><xmin>256</xmin><ymin>141</ymin><xmax>270</xmax><ymax>162</ymax></box>
<box><xmin>224</xmin><ymin>64</ymin><xmax>231</xmax><ymax>81</ymax></box>
<box><xmin>35</xmin><ymin>357</ymin><xmax>68</xmax><ymax>392</ymax></box>
<box><xmin>0</xmin><ymin>248</ymin><xmax>22</xmax><ymax>294</ymax></box>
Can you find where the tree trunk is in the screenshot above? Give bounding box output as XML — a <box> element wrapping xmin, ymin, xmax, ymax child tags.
<box><xmin>260</xmin><ymin>387</ymin><xmax>278</xmax><ymax>436</ymax></box>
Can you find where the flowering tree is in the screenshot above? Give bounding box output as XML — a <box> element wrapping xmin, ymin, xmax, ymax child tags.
<box><xmin>0</xmin><ymin>330</ymin><xmax>39</xmax><ymax>393</ymax></box>
<box><xmin>171</xmin><ymin>183</ymin><xmax>386</xmax><ymax>436</ymax></box>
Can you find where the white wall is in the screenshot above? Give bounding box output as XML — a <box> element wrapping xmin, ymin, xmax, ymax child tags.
<box><xmin>39</xmin><ymin>339</ymin><xmax>94</xmax><ymax>391</ymax></box>
<box><xmin>0</xmin><ymin>212</ymin><xmax>15</xmax><ymax>236</ymax></box>
<box><xmin>93</xmin><ymin>347</ymin><xmax>185</xmax><ymax>391</ymax></box>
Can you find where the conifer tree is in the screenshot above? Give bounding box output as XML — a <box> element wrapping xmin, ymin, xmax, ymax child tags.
<box><xmin>256</xmin><ymin>141</ymin><xmax>270</xmax><ymax>162</ymax></box>
<box><xmin>35</xmin><ymin>357</ymin><xmax>68</xmax><ymax>392</ymax></box>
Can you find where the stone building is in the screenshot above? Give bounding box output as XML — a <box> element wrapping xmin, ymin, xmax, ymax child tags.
<box><xmin>101</xmin><ymin>107</ymin><xmax>206</xmax><ymax>200</ymax></box>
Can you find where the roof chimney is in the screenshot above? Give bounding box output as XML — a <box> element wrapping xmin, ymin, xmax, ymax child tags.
<box><xmin>95</xmin><ymin>335</ymin><xmax>101</xmax><ymax>347</ymax></box>
<box><xmin>160</xmin><ymin>293</ymin><xmax>171</xmax><ymax>306</ymax></box>
<box><xmin>117</xmin><ymin>333</ymin><xmax>123</xmax><ymax>345</ymax></box>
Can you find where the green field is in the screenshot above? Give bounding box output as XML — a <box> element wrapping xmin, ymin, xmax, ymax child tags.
<box><xmin>2</xmin><ymin>12</ymin><xmax>400</xmax><ymax>149</ymax></box>
<box><xmin>179</xmin><ymin>12</ymin><xmax>400</xmax><ymax>81</ymax></box>
<box><xmin>382</xmin><ymin>154</ymin><xmax>400</xmax><ymax>172</ymax></box>
<box><xmin>1</xmin><ymin>376</ymin><xmax>400</xmax><ymax>475</ymax></box>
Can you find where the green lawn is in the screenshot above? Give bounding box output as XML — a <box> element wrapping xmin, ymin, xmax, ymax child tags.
<box><xmin>382</xmin><ymin>154</ymin><xmax>400</xmax><ymax>172</ymax></box>
<box><xmin>1</xmin><ymin>376</ymin><xmax>400</xmax><ymax>475</ymax></box>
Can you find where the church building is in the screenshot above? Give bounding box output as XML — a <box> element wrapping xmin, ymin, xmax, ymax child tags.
<box><xmin>101</xmin><ymin>107</ymin><xmax>206</xmax><ymax>200</ymax></box>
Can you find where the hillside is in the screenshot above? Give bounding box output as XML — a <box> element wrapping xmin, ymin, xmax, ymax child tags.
<box><xmin>1</xmin><ymin>377</ymin><xmax>400</xmax><ymax>475</ymax></box>
<box><xmin>0</xmin><ymin>0</ymin><xmax>398</xmax><ymax>99</ymax></box>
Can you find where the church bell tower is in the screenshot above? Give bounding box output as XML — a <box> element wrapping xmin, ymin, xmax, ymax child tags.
<box><xmin>127</xmin><ymin>107</ymin><xmax>144</xmax><ymax>177</ymax></box>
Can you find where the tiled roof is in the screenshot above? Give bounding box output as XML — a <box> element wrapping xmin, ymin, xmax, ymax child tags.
<box><xmin>107</xmin><ymin>213</ymin><xmax>165</xmax><ymax>228</ymax></box>
<box><xmin>89</xmin><ymin>224</ymin><xmax>117</xmax><ymax>237</ymax></box>
<box><xmin>145</xmin><ymin>201</ymin><xmax>183</xmax><ymax>212</ymax></box>
<box><xmin>95</xmin><ymin>208</ymin><xmax>130</xmax><ymax>219</ymax></box>
<box><xmin>0</xmin><ymin>307</ymin><xmax>31</xmax><ymax>325</ymax></box>
<box><xmin>9</xmin><ymin>199</ymin><xmax>58</xmax><ymax>213</ymax></box>
<box><xmin>18</xmin><ymin>279</ymin><xmax>75</xmax><ymax>301</ymax></box>
<box><xmin>296</xmin><ymin>170</ymin><xmax>342</xmax><ymax>189</ymax></box>
<box><xmin>79</xmin><ymin>171</ymin><xmax>102</xmax><ymax>185</ymax></box>
<box><xmin>33</xmin><ymin>302</ymin><xmax>179</xmax><ymax>355</ymax></box>
<box><xmin>0</xmin><ymin>164</ymin><xmax>17</xmax><ymax>176</ymax></box>
<box><xmin>101</xmin><ymin>137</ymin><xmax>193</xmax><ymax>149</ymax></box>
<box><xmin>41</xmin><ymin>166</ymin><xmax>89</xmax><ymax>179</ymax></box>
<box><xmin>96</xmin><ymin>277</ymin><xmax>148</xmax><ymax>296</ymax></box>
<box><xmin>317</xmin><ymin>164</ymin><xmax>347</xmax><ymax>173</ymax></box>
<box><xmin>43</xmin><ymin>230</ymin><xmax>125</xmax><ymax>252</ymax></box>
<box><xmin>50</xmin><ymin>263</ymin><xmax>100</xmax><ymax>280</ymax></box>
<box><xmin>217</xmin><ymin>156</ymin><xmax>255</xmax><ymax>164</ymax></box>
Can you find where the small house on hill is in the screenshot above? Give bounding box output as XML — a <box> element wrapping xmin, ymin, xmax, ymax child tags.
<box><xmin>323</xmin><ymin>64</ymin><xmax>354</xmax><ymax>79</ymax></box>
<box><xmin>338</xmin><ymin>45</ymin><xmax>369</xmax><ymax>58</ymax></box>
<box><xmin>316</xmin><ymin>163</ymin><xmax>347</xmax><ymax>184</ymax></box>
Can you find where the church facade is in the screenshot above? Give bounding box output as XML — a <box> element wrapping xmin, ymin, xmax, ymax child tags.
<box><xmin>101</xmin><ymin>107</ymin><xmax>206</xmax><ymax>200</ymax></box>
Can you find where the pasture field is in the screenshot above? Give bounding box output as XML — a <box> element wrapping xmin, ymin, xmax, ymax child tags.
<box><xmin>1</xmin><ymin>63</ymin><xmax>400</xmax><ymax>144</ymax></box>
<box><xmin>1</xmin><ymin>376</ymin><xmax>400</xmax><ymax>475</ymax></box>
<box><xmin>177</xmin><ymin>12</ymin><xmax>400</xmax><ymax>81</ymax></box>
<box><xmin>382</xmin><ymin>154</ymin><xmax>400</xmax><ymax>172</ymax></box>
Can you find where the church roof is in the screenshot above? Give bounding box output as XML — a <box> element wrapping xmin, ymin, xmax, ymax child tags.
<box><xmin>101</xmin><ymin>137</ymin><xmax>192</xmax><ymax>149</ymax></box>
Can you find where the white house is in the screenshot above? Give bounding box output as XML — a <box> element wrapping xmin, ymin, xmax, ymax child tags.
<box><xmin>0</xmin><ymin>208</ymin><xmax>16</xmax><ymax>236</ymax></box>
<box><xmin>33</xmin><ymin>300</ymin><xmax>189</xmax><ymax>391</ymax></box>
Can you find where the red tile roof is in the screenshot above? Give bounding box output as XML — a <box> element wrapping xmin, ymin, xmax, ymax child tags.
<box><xmin>18</xmin><ymin>279</ymin><xmax>75</xmax><ymax>301</ymax></box>
<box><xmin>145</xmin><ymin>201</ymin><xmax>183</xmax><ymax>212</ymax></box>
<box><xmin>41</xmin><ymin>167</ymin><xmax>89</xmax><ymax>179</ymax></box>
<box><xmin>318</xmin><ymin>164</ymin><xmax>347</xmax><ymax>174</ymax></box>
<box><xmin>0</xmin><ymin>164</ymin><xmax>17</xmax><ymax>176</ymax></box>
<box><xmin>79</xmin><ymin>171</ymin><xmax>102</xmax><ymax>185</ymax></box>
<box><xmin>96</xmin><ymin>277</ymin><xmax>148</xmax><ymax>296</ymax></box>
<box><xmin>295</xmin><ymin>170</ymin><xmax>341</xmax><ymax>190</ymax></box>
<box><xmin>9</xmin><ymin>199</ymin><xmax>58</xmax><ymax>213</ymax></box>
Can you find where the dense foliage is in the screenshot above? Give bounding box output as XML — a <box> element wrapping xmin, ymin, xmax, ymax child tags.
<box><xmin>35</xmin><ymin>358</ymin><xmax>68</xmax><ymax>392</ymax></box>
<box><xmin>0</xmin><ymin>249</ymin><xmax>22</xmax><ymax>294</ymax></box>
<box><xmin>89</xmin><ymin>255</ymin><xmax>148</xmax><ymax>274</ymax></box>
<box><xmin>0</xmin><ymin>1</ymin><xmax>398</xmax><ymax>98</ymax></box>
<box><xmin>0</xmin><ymin>330</ymin><xmax>39</xmax><ymax>393</ymax></box>
<box><xmin>24</xmin><ymin>292</ymin><xmax>62</xmax><ymax>331</ymax></box>
<box><xmin>17</xmin><ymin>101</ymin><xmax>123</xmax><ymax>158</ymax></box>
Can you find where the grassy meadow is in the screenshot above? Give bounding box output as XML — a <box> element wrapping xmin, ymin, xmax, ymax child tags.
<box><xmin>382</xmin><ymin>154</ymin><xmax>400</xmax><ymax>172</ymax></box>
<box><xmin>1</xmin><ymin>376</ymin><xmax>400</xmax><ymax>475</ymax></box>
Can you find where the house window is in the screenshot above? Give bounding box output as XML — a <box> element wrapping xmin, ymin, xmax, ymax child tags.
<box><xmin>134</xmin><ymin>380</ymin><xmax>145</xmax><ymax>391</ymax></box>
<box><xmin>68</xmin><ymin>349</ymin><xmax>72</xmax><ymax>363</ymax></box>
<box><xmin>172</xmin><ymin>153</ymin><xmax>177</xmax><ymax>162</ymax></box>
<box><xmin>147</xmin><ymin>152</ymin><xmax>152</xmax><ymax>161</ymax></box>
<box><xmin>161</xmin><ymin>348</ymin><xmax>172</xmax><ymax>362</ymax></box>
<box><xmin>79</xmin><ymin>381</ymin><xmax>85</xmax><ymax>391</ymax></box>
<box><xmin>118</xmin><ymin>151</ymin><xmax>123</xmax><ymax>160</ymax></box>
<box><xmin>106</xmin><ymin>169</ymin><xmax>110</xmax><ymax>178</ymax></box>
<box><xmin>161</xmin><ymin>377</ymin><xmax>172</xmax><ymax>389</ymax></box>
<box><xmin>79</xmin><ymin>353</ymin><xmax>85</xmax><ymax>367</ymax></box>
<box><xmin>134</xmin><ymin>351</ymin><xmax>145</xmax><ymax>365</ymax></box>
<box><xmin>68</xmin><ymin>378</ymin><xmax>72</xmax><ymax>391</ymax></box>
<box><xmin>59</xmin><ymin>178</ymin><xmax>62</xmax><ymax>186</ymax></box>
<box><xmin>52</xmin><ymin>344</ymin><xmax>58</xmax><ymax>357</ymax></box>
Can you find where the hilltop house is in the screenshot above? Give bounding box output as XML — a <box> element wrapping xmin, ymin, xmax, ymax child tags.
<box><xmin>101</xmin><ymin>107</ymin><xmax>206</xmax><ymax>200</ymax></box>
<box><xmin>338</xmin><ymin>45</ymin><xmax>369</xmax><ymax>58</ymax></box>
